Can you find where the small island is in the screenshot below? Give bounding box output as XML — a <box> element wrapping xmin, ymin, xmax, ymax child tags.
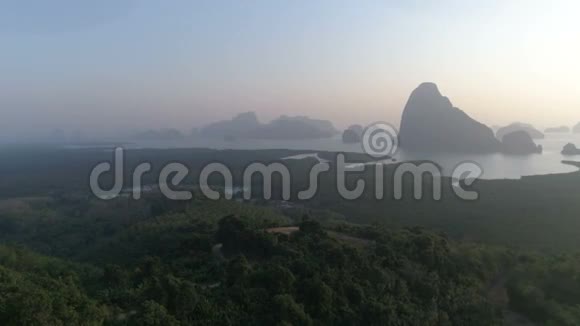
<box><xmin>501</xmin><ymin>130</ymin><xmax>542</xmax><ymax>155</ymax></box>
<box><xmin>561</xmin><ymin>143</ymin><xmax>580</xmax><ymax>156</ymax></box>
<box><xmin>342</xmin><ymin>125</ymin><xmax>363</xmax><ymax>143</ymax></box>
<box><xmin>496</xmin><ymin>122</ymin><xmax>545</xmax><ymax>140</ymax></box>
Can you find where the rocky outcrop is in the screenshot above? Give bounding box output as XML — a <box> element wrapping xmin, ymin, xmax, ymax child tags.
<box><xmin>398</xmin><ymin>83</ymin><xmax>501</xmax><ymax>153</ymax></box>
<box><xmin>501</xmin><ymin>130</ymin><xmax>542</xmax><ymax>155</ymax></box>
<box><xmin>342</xmin><ymin>125</ymin><xmax>363</xmax><ymax>143</ymax></box>
<box><xmin>201</xmin><ymin>112</ymin><xmax>338</xmax><ymax>140</ymax></box>
<box><xmin>496</xmin><ymin>123</ymin><xmax>544</xmax><ymax>140</ymax></box>
<box><xmin>562</xmin><ymin>143</ymin><xmax>580</xmax><ymax>155</ymax></box>
<box><xmin>545</xmin><ymin>126</ymin><xmax>570</xmax><ymax>133</ymax></box>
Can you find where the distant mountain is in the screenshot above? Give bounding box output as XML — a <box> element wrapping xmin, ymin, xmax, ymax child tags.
<box><xmin>545</xmin><ymin>126</ymin><xmax>570</xmax><ymax>133</ymax></box>
<box><xmin>201</xmin><ymin>112</ymin><xmax>338</xmax><ymax>140</ymax></box>
<box><xmin>257</xmin><ymin>115</ymin><xmax>338</xmax><ymax>140</ymax></box>
<box><xmin>200</xmin><ymin>112</ymin><xmax>261</xmax><ymax>139</ymax></box>
<box><xmin>133</xmin><ymin>129</ymin><xmax>184</xmax><ymax>141</ymax></box>
<box><xmin>399</xmin><ymin>83</ymin><xmax>501</xmax><ymax>153</ymax></box>
<box><xmin>496</xmin><ymin>123</ymin><xmax>544</xmax><ymax>140</ymax></box>
<box><xmin>342</xmin><ymin>124</ymin><xmax>363</xmax><ymax>143</ymax></box>
<box><xmin>573</xmin><ymin>123</ymin><xmax>580</xmax><ymax>133</ymax></box>
<box><xmin>501</xmin><ymin>130</ymin><xmax>542</xmax><ymax>155</ymax></box>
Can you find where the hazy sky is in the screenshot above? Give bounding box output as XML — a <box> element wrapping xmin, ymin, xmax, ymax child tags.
<box><xmin>1</xmin><ymin>0</ymin><xmax>579</xmax><ymax>140</ymax></box>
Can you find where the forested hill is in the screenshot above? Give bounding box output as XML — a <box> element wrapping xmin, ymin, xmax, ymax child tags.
<box><xmin>0</xmin><ymin>195</ymin><xmax>509</xmax><ymax>325</ymax></box>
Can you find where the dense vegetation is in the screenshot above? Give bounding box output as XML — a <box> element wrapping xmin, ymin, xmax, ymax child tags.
<box><xmin>1</xmin><ymin>147</ymin><xmax>580</xmax><ymax>324</ymax></box>
<box><xmin>506</xmin><ymin>254</ymin><xmax>580</xmax><ymax>325</ymax></box>
<box><xmin>0</xmin><ymin>195</ymin><xmax>509</xmax><ymax>325</ymax></box>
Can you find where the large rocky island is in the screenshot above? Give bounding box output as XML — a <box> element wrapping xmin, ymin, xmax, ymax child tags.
<box><xmin>398</xmin><ymin>83</ymin><xmax>501</xmax><ymax>153</ymax></box>
<box><xmin>201</xmin><ymin>112</ymin><xmax>338</xmax><ymax>140</ymax></box>
<box><xmin>398</xmin><ymin>83</ymin><xmax>544</xmax><ymax>155</ymax></box>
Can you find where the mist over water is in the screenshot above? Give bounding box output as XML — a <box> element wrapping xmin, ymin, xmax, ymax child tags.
<box><xmin>57</xmin><ymin>132</ymin><xmax>580</xmax><ymax>180</ymax></box>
